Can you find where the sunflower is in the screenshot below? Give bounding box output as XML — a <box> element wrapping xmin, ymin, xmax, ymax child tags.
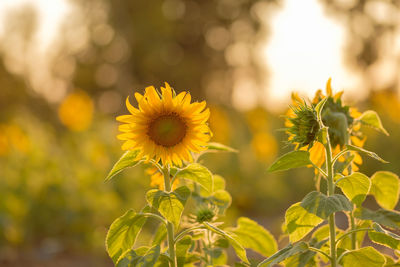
<box><xmin>117</xmin><ymin>83</ymin><xmax>212</xmax><ymax>166</ymax></box>
<box><xmin>286</xmin><ymin>79</ymin><xmax>365</xmax><ymax>173</ymax></box>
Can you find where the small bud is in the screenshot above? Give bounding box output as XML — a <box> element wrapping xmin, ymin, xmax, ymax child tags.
<box><xmin>195</xmin><ymin>205</ymin><xmax>216</xmax><ymax>223</ymax></box>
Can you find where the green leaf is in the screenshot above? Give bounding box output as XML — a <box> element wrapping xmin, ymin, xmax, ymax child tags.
<box><xmin>205</xmin><ymin>142</ymin><xmax>238</xmax><ymax>153</ymax></box>
<box><xmin>284</xmin><ymin>239</ymin><xmax>328</xmax><ymax>267</ymax></box>
<box><xmin>268</xmin><ymin>151</ymin><xmax>312</xmax><ymax>173</ymax></box>
<box><xmin>176</xmin><ymin>164</ymin><xmax>213</xmax><ymax>193</ymax></box>
<box><xmin>152</xmin><ymin>225</ymin><xmax>167</xmax><ymax>246</ymax></box>
<box><xmin>346</xmin><ymin>144</ymin><xmax>388</xmax><ymax>163</ymax></box>
<box><xmin>208</xmin><ymin>190</ymin><xmax>232</xmax><ymax>214</ymax></box>
<box><xmin>176</xmin><ymin>236</ymin><xmax>192</xmax><ymax>267</ymax></box>
<box><xmin>285</xmin><ymin>202</ymin><xmax>323</xmax><ymax>242</ymax></box>
<box><xmin>370</xmin><ymin>171</ymin><xmax>400</xmax><ymax>210</ymax></box>
<box><xmin>105</xmin><ymin>150</ymin><xmax>142</xmax><ymax>181</ymax></box>
<box><xmin>369</xmin><ymin>223</ymin><xmax>400</xmax><ymax>250</ymax></box>
<box><xmin>146</xmin><ymin>186</ymin><xmax>190</xmax><ymax>228</ymax></box>
<box><xmin>203</xmin><ymin>222</ymin><xmax>248</xmax><ymax>264</ymax></box>
<box><xmin>257</xmin><ymin>242</ymin><xmax>309</xmax><ymax>267</ymax></box>
<box><xmin>116</xmin><ymin>245</ymin><xmax>161</xmax><ymax>267</ymax></box>
<box><xmin>341</xmin><ymin>247</ymin><xmax>386</xmax><ymax>267</ymax></box>
<box><xmin>336</xmin><ymin>172</ymin><xmax>371</xmax><ymax>206</ymax></box>
<box><xmin>315</xmin><ymin>97</ymin><xmax>328</xmax><ymax>124</ymax></box>
<box><xmin>354</xmin><ymin>207</ymin><xmax>400</xmax><ymax>229</ymax></box>
<box><xmin>227</xmin><ymin>217</ymin><xmax>278</xmax><ymax>257</ymax></box>
<box><xmin>300</xmin><ymin>191</ymin><xmax>353</xmax><ymax>219</ymax></box>
<box><xmin>359</xmin><ymin>110</ymin><xmax>389</xmax><ymax>136</ymax></box>
<box><xmin>106</xmin><ymin>209</ymin><xmax>147</xmax><ymax>264</ymax></box>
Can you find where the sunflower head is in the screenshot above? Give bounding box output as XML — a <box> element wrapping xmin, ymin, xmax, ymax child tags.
<box><xmin>286</xmin><ymin>102</ymin><xmax>320</xmax><ymax>149</ymax></box>
<box><xmin>117</xmin><ymin>83</ymin><xmax>212</xmax><ymax>166</ymax></box>
<box><xmin>312</xmin><ymin>79</ymin><xmax>353</xmax><ymax>148</ymax></box>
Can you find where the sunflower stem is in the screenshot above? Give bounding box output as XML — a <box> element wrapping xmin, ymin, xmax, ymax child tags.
<box><xmin>163</xmin><ymin>166</ymin><xmax>177</xmax><ymax>267</ymax></box>
<box><xmin>324</xmin><ymin>128</ymin><xmax>337</xmax><ymax>267</ymax></box>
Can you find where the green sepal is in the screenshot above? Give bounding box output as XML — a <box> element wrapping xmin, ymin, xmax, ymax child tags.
<box><xmin>105</xmin><ymin>150</ymin><xmax>143</xmax><ymax>181</ymax></box>
<box><xmin>268</xmin><ymin>151</ymin><xmax>312</xmax><ymax>173</ymax></box>
<box><xmin>300</xmin><ymin>191</ymin><xmax>353</xmax><ymax>219</ymax></box>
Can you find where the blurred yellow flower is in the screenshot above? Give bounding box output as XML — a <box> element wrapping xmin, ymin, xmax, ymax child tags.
<box><xmin>58</xmin><ymin>91</ymin><xmax>94</xmax><ymax>131</ymax></box>
<box><xmin>117</xmin><ymin>83</ymin><xmax>212</xmax><ymax>166</ymax></box>
<box><xmin>246</xmin><ymin>107</ymin><xmax>270</xmax><ymax>133</ymax></box>
<box><xmin>0</xmin><ymin>124</ymin><xmax>30</xmax><ymax>155</ymax></box>
<box><xmin>372</xmin><ymin>90</ymin><xmax>400</xmax><ymax>123</ymax></box>
<box><xmin>251</xmin><ymin>132</ymin><xmax>277</xmax><ymax>162</ymax></box>
<box><xmin>209</xmin><ymin>105</ymin><xmax>230</xmax><ymax>144</ymax></box>
<box><xmin>146</xmin><ymin>167</ymin><xmax>179</xmax><ymax>190</ymax></box>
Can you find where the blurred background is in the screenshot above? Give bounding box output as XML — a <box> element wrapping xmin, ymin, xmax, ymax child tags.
<box><xmin>1</xmin><ymin>0</ymin><xmax>400</xmax><ymax>266</ymax></box>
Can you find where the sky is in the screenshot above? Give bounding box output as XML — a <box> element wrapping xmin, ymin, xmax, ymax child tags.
<box><xmin>260</xmin><ymin>0</ymin><xmax>364</xmax><ymax>110</ymax></box>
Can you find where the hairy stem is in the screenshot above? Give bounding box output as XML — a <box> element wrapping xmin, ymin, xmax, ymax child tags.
<box><xmin>163</xmin><ymin>166</ymin><xmax>177</xmax><ymax>267</ymax></box>
<box><xmin>324</xmin><ymin>130</ymin><xmax>337</xmax><ymax>267</ymax></box>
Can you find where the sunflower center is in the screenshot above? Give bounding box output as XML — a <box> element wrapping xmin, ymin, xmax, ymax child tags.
<box><xmin>147</xmin><ymin>113</ymin><xmax>187</xmax><ymax>147</ymax></box>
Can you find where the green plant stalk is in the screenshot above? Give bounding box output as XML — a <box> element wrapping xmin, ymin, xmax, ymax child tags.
<box><xmin>349</xmin><ymin>211</ymin><xmax>356</xmax><ymax>249</ymax></box>
<box><xmin>347</xmin><ymin>144</ymin><xmax>357</xmax><ymax>250</ymax></box>
<box><xmin>163</xmin><ymin>166</ymin><xmax>177</xmax><ymax>267</ymax></box>
<box><xmin>324</xmin><ymin>132</ymin><xmax>337</xmax><ymax>267</ymax></box>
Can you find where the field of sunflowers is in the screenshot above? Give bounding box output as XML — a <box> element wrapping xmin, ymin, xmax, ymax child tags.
<box><xmin>1</xmin><ymin>0</ymin><xmax>400</xmax><ymax>266</ymax></box>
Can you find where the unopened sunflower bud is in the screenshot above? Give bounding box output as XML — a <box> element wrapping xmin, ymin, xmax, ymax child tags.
<box><xmin>286</xmin><ymin>103</ymin><xmax>320</xmax><ymax>148</ymax></box>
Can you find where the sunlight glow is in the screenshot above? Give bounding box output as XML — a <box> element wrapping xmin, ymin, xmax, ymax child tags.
<box><xmin>262</xmin><ymin>0</ymin><xmax>364</xmax><ymax>110</ymax></box>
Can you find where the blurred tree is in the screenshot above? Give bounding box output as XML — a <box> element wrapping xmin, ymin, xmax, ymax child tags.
<box><xmin>321</xmin><ymin>0</ymin><xmax>400</xmax><ymax>92</ymax></box>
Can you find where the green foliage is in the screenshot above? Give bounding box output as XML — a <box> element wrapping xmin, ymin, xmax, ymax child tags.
<box><xmin>268</xmin><ymin>150</ymin><xmax>312</xmax><ymax>172</ymax></box>
<box><xmin>300</xmin><ymin>191</ymin><xmax>353</xmax><ymax>219</ymax></box>
<box><xmin>285</xmin><ymin>202</ymin><xmax>323</xmax><ymax>242</ymax></box>
<box><xmin>336</xmin><ymin>172</ymin><xmax>370</xmax><ymax>206</ymax></box>
<box><xmin>369</xmin><ymin>223</ymin><xmax>400</xmax><ymax>250</ymax></box>
<box><xmin>176</xmin><ymin>236</ymin><xmax>192</xmax><ymax>267</ymax></box>
<box><xmin>354</xmin><ymin>207</ymin><xmax>400</xmax><ymax>229</ymax></box>
<box><xmin>176</xmin><ymin>163</ymin><xmax>213</xmax><ymax>192</ymax></box>
<box><xmin>145</xmin><ymin>186</ymin><xmax>190</xmax><ymax>228</ymax></box>
<box><xmin>346</xmin><ymin>144</ymin><xmax>388</xmax><ymax>163</ymax></box>
<box><xmin>358</xmin><ymin>110</ymin><xmax>389</xmax><ymax>136</ymax></box>
<box><xmin>257</xmin><ymin>242</ymin><xmax>309</xmax><ymax>267</ymax></box>
<box><xmin>341</xmin><ymin>247</ymin><xmax>386</xmax><ymax>267</ymax></box>
<box><xmin>106</xmin><ymin>209</ymin><xmax>148</xmax><ymax>264</ymax></box>
<box><xmin>105</xmin><ymin>150</ymin><xmax>142</xmax><ymax>181</ymax></box>
<box><xmin>203</xmin><ymin>222</ymin><xmax>249</xmax><ymax>264</ymax></box>
<box><xmin>227</xmin><ymin>217</ymin><xmax>278</xmax><ymax>257</ymax></box>
<box><xmin>205</xmin><ymin>142</ymin><xmax>238</xmax><ymax>153</ymax></box>
<box><xmin>370</xmin><ymin>171</ymin><xmax>400</xmax><ymax>210</ymax></box>
<box><xmin>116</xmin><ymin>245</ymin><xmax>161</xmax><ymax>267</ymax></box>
